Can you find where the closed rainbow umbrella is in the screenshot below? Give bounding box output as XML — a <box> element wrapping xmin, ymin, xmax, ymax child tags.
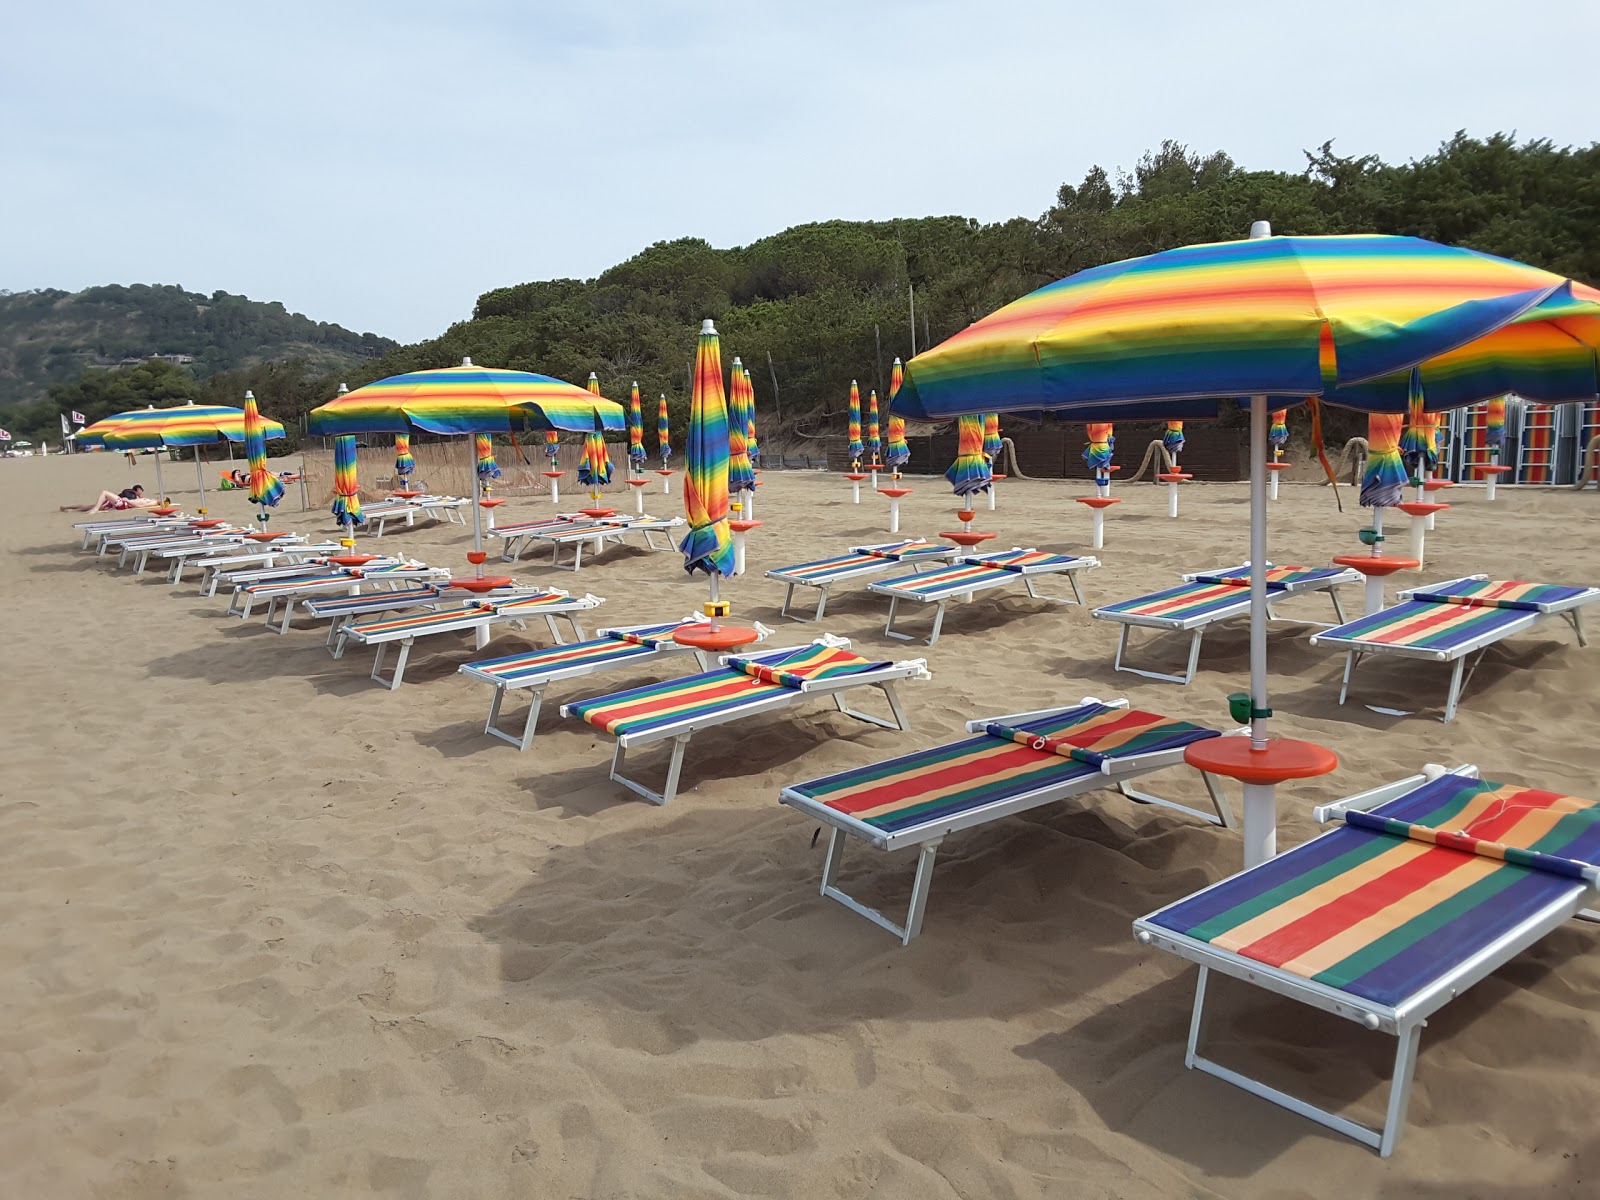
<box><xmin>1361</xmin><ymin>412</ymin><xmax>1408</xmax><ymax>509</ymax></box>
<box><xmin>394</xmin><ymin>434</ymin><xmax>415</xmax><ymax>484</ymax></box>
<box><xmin>243</xmin><ymin>390</ymin><xmax>284</xmax><ymax>527</ymax></box>
<box><xmin>1083</xmin><ymin>422</ymin><xmax>1115</xmax><ymax>492</ymax></box>
<box><xmin>1486</xmin><ymin>396</ymin><xmax>1507</xmax><ymax>452</ymax></box>
<box><xmin>1163</xmin><ymin>420</ymin><xmax>1186</xmax><ymax>460</ymax></box>
<box><xmin>982</xmin><ymin>413</ymin><xmax>1003</xmax><ymax>461</ymax></box>
<box><xmin>887</xmin><ymin>358</ymin><xmax>910</xmax><ymax>471</ymax></box>
<box><xmin>1399</xmin><ymin>370</ymin><xmax>1438</xmax><ymax>483</ymax></box>
<box><xmin>680</xmin><ymin>319</ymin><xmax>734</xmax><ymax>582</ymax></box>
<box><xmin>332</xmin><ymin>433</ymin><xmax>363</xmax><ymax>531</ymax></box>
<box><xmin>544</xmin><ymin>429</ymin><xmax>560</xmax><ymax>464</ymax></box>
<box><xmin>847</xmin><ymin>380</ymin><xmax>863</xmax><ymax>467</ymax></box>
<box><xmin>727</xmin><ymin>357</ymin><xmax>755</xmax><ymax>500</ymax></box>
<box><xmin>475</xmin><ymin>434</ymin><xmax>502</xmax><ymax>486</ymax></box>
<box><xmin>1269</xmin><ymin>409</ymin><xmax>1289</xmax><ymax>457</ymax></box>
<box><xmin>867</xmin><ymin>389</ymin><xmax>882</xmax><ymax>469</ymax></box>
<box><xmin>944</xmin><ymin>413</ymin><xmax>990</xmax><ymax>498</ymax></box>
<box><xmin>577</xmin><ymin>420</ymin><xmax>613</xmax><ymax>504</ymax></box>
<box><xmin>628</xmin><ymin>382</ymin><xmax>646</xmax><ymax>470</ymax></box>
<box><xmin>657</xmin><ymin>394</ymin><xmax>672</xmax><ymax>466</ymax></box>
<box><xmin>744</xmin><ymin>367</ymin><xmax>759</xmax><ymax>469</ymax></box>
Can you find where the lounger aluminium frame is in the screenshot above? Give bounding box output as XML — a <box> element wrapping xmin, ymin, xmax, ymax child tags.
<box><xmin>491</xmin><ymin>515</ymin><xmax>592</xmax><ymax>562</ymax></box>
<box><xmin>766</xmin><ymin>539</ymin><xmax>959</xmax><ymax>622</ymax></box>
<box><xmin>1093</xmin><ymin>564</ymin><xmax>1358</xmax><ymax>685</ymax></box>
<box><xmin>869</xmin><ymin>548</ymin><xmax>1100</xmax><ymax>646</ymax></box>
<box><xmin>355</xmin><ymin>495</ymin><xmax>470</xmax><ymax>538</ymax></box>
<box><xmin>1133</xmin><ymin>765</ymin><xmax>1600</xmax><ymax>1157</ymax></box>
<box><xmin>1308</xmin><ymin>575</ymin><xmax>1599</xmax><ymax>722</ymax></box>
<box><xmin>340</xmin><ymin>589</ymin><xmax>604</xmax><ymax>689</ymax></box>
<box><xmin>459</xmin><ymin>618</ymin><xmax>769</xmax><ymax>751</ymax></box>
<box><xmin>524</xmin><ymin>514</ymin><xmax>684</xmax><ymax>571</ymax></box>
<box><xmin>780</xmin><ymin>699</ymin><xmax>1238</xmax><ymax>943</ymax></box>
<box><xmin>233</xmin><ymin>565</ymin><xmax>449</xmax><ymax>631</ymax></box>
<box><xmin>561</xmin><ymin>638</ymin><xmax>931</xmax><ymax>806</ymax></box>
<box><xmin>193</xmin><ymin>543</ymin><xmax>343</xmax><ymax>594</ymax></box>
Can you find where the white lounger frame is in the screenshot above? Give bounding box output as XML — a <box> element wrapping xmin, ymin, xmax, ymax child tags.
<box><xmin>1308</xmin><ymin>574</ymin><xmax>1597</xmax><ymax>722</ymax></box>
<box><xmin>1133</xmin><ymin>763</ymin><xmax>1600</xmax><ymax>1157</ymax></box>
<box><xmin>77</xmin><ymin>517</ymin><xmax>187</xmax><ymax>549</ymax></box>
<box><xmin>767</xmin><ymin>540</ymin><xmax>958</xmax><ymax>623</ymax></box>
<box><xmin>358</xmin><ymin>496</ymin><xmax>470</xmax><ymax>538</ymax></box>
<box><xmin>114</xmin><ymin>530</ymin><xmax>242</xmax><ymax>572</ymax></box>
<box><xmin>231</xmin><ymin>566</ymin><xmax>449</xmax><ymax>632</ymax></box>
<box><xmin>780</xmin><ymin>699</ymin><xmax>1239</xmax><ymax>944</ymax></box>
<box><xmin>561</xmin><ymin>640</ymin><xmax>929</xmax><ymax>806</ymax></box>
<box><xmin>343</xmin><ymin>592</ymin><xmax>602</xmax><ymax>689</ymax></box>
<box><xmin>871</xmin><ymin>548</ymin><xmax>1099</xmax><ymax>646</ymax></box>
<box><xmin>1097</xmin><ymin>564</ymin><xmax>1357</xmax><ymax>685</ymax></box>
<box><xmin>193</xmin><ymin>544</ymin><xmax>342</xmax><ymax>594</ymax></box>
<box><xmin>525</xmin><ymin>516</ymin><xmax>682</xmax><ymax>571</ymax></box>
<box><xmin>461</xmin><ymin>618</ymin><xmax>727</xmax><ymax>752</ymax></box>
<box><xmin>154</xmin><ymin>535</ymin><xmax>311</xmax><ymax>583</ymax></box>
<box><xmin>493</xmin><ymin>516</ymin><xmax>594</xmax><ymax>562</ymax></box>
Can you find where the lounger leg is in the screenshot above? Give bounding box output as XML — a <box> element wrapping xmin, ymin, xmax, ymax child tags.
<box><xmin>925</xmin><ymin>602</ymin><xmax>946</xmax><ymax>646</ymax></box>
<box><xmin>818</xmin><ymin>829</ymin><xmax>942</xmax><ymax>943</ymax></box>
<box><xmin>1441</xmin><ymin>657</ymin><xmax>1467</xmax><ymax>723</ymax></box>
<box><xmin>1181</xmin><ymin>629</ymin><xmax>1204</xmax><ymax>685</ymax></box>
<box><xmin>1338</xmin><ymin>651</ymin><xmax>1359</xmax><ymax>705</ymax></box>
<box><xmin>1378</xmin><ymin>1023</ymin><xmax>1423</xmax><ymax>1158</ymax></box>
<box><xmin>369</xmin><ymin>639</ymin><xmax>412</xmax><ymax>689</ymax></box>
<box><xmin>275</xmin><ymin>597</ymin><xmax>297</xmax><ymax>634</ymax></box>
<box><xmin>1184</xmin><ymin>967</ymin><xmax>1212</xmax><ymax>1070</ymax></box>
<box><xmin>485</xmin><ymin>683</ymin><xmax>547</xmax><ymax>751</ymax></box>
<box><xmin>1118</xmin><ymin>768</ymin><xmax>1235</xmax><ymax>828</ymax></box>
<box><xmin>1330</xmin><ymin>586</ymin><xmax>1348</xmax><ymax>625</ymax></box>
<box><xmin>882</xmin><ymin>596</ymin><xmax>911</xmax><ymax>641</ymax></box>
<box><xmin>608</xmin><ymin>734</ymin><xmax>692</xmax><ymax>805</ymax></box>
<box><xmin>833</xmin><ymin>682</ymin><xmax>910</xmax><ymax>731</ymax></box>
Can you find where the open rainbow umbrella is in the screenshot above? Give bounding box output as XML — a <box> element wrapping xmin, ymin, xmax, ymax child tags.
<box><xmin>744</xmin><ymin>367</ymin><xmax>759</xmax><ymax>469</ymax></box>
<box><xmin>100</xmin><ymin>400</ymin><xmax>287</xmax><ymax>513</ymax></box>
<box><xmin>680</xmin><ymin>319</ymin><xmax>734</xmax><ymax>584</ymax></box>
<box><xmin>657</xmin><ymin>394</ymin><xmax>672</xmax><ymax>466</ymax></box>
<box><xmin>894</xmin><ymin>228</ymin><xmax>1600</xmax><ymax>866</ymax></box>
<box><xmin>847</xmin><ymin>380</ymin><xmax>863</xmax><ymax>467</ymax></box>
<box><xmin>944</xmin><ymin>413</ymin><xmax>990</xmax><ymax>498</ymax></box>
<box><xmin>628</xmin><ymin>382</ymin><xmax>646</xmax><ymax>470</ymax></box>
<box><xmin>243</xmin><ymin>390</ymin><xmax>284</xmax><ymax>526</ymax></box>
<box><xmin>867</xmin><ymin>389</ymin><xmax>882</xmax><ymax>468</ymax></box>
<box><xmin>728</xmin><ymin>357</ymin><xmax>755</xmax><ymax>500</ymax></box>
<box><xmin>308</xmin><ymin>358</ymin><xmax>623</xmax><ymax>577</ymax></box>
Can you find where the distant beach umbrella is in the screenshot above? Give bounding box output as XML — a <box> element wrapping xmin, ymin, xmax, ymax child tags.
<box><xmin>657</xmin><ymin>394</ymin><xmax>672</xmax><ymax>465</ymax></box>
<box><xmin>728</xmin><ymin>358</ymin><xmax>755</xmax><ymax>497</ymax></box>
<box><xmin>475</xmin><ymin>434</ymin><xmax>502</xmax><ymax>483</ymax></box>
<box><xmin>332</xmin><ymin>434</ymin><xmax>364</xmax><ymax>527</ymax></box>
<box><xmin>243</xmin><ymin>390</ymin><xmax>284</xmax><ymax>524</ymax></box>
<box><xmin>1163</xmin><ymin>421</ymin><xmax>1186</xmax><ymax>458</ymax></box>
<box><xmin>982</xmin><ymin>413</ymin><xmax>1002</xmax><ymax>462</ymax></box>
<box><xmin>1485</xmin><ymin>396</ymin><xmax>1507</xmax><ymax>448</ymax></box>
<box><xmin>944</xmin><ymin>413</ymin><xmax>990</xmax><ymax>497</ymax></box>
<box><xmin>867</xmin><ymin>390</ymin><xmax>882</xmax><ymax>467</ymax></box>
<box><xmin>628</xmin><ymin>382</ymin><xmax>647</xmax><ymax>469</ymax></box>
<box><xmin>100</xmin><ymin>400</ymin><xmax>286</xmax><ymax>513</ymax></box>
<box><xmin>680</xmin><ymin>320</ymin><xmax>734</xmax><ymax>578</ymax></box>
<box><xmin>577</xmin><ymin>420</ymin><xmax>613</xmax><ymax>500</ymax></box>
<box><xmin>587</xmin><ymin>372</ymin><xmax>600</xmax><ymax>395</ymax></box>
<box><xmin>744</xmin><ymin>367</ymin><xmax>759</xmax><ymax>469</ymax></box>
<box><xmin>394</xmin><ymin>434</ymin><xmax>415</xmax><ymax>482</ymax></box>
<box><xmin>847</xmin><ymin>380</ymin><xmax>863</xmax><ymax>467</ymax></box>
<box><xmin>1268</xmin><ymin>409</ymin><xmax>1289</xmax><ymax>452</ymax></box>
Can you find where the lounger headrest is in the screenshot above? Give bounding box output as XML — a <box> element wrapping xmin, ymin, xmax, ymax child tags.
<box><xmin>1409</xmin><ymin>580</ymin><xmax>1589</xmax><ymax>612</ymax></box>
<box><xmin>727</xmin><ymin>644</ymin><xmax>889</xmax><ymax>689</ymax></box>
<box><xmin>1191</xmin><ymin>566</ymin><xmax>1321</xmax><ymax>589</ymax></box>
<box><xmin>982</xmin><ymin>704</ymin><xmax>1218</xmax><ymax>767</ymax></box>
<box><xmin>606</xmin><ymin>622</ymin><xmax>684</xmax><ymax>648</ymax></box>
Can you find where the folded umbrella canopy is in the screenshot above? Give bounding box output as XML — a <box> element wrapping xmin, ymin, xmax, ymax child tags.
<box><xmin>680</xmin><ymin>320</ymin><xmax>734</xmax><ymax>579</ymax></box>
<box><xmin>867</xmin><ymin>390</ymin><xmax>882</xmax><ymax>467</ymax></box>
<box><xmin>743</xmin><ymin>367</ymin><xmax>760</xmax><ymax>469</ymax></box>
<box><xmin>394</xmin><ymin>434</ymin><xmax>415</xmax><ymax>484</ymax></box>
<box><xmin>307</xmin><ymin>359</ymin><xmax>624</xmax><ymax>577</ymax></box>
<box><xmin>847</xmin><ymin>380</ymin><xmax>863</xmax><ymax>467</ymax></box>
<box><xmin>657</xmin><ymin>394</ymin><xmax>672</xmax><ymax>466</ymax></box>
<box><xmin>243</xmin><ymin>390</ymin><xmax>284</xmax><ymax>526</ymax></box>
<box><xmin>944</xmin><ymin>413</ymin><xmax>990</xmax><ymax>498</ymax></box>
<box><xmin>628</xmin><ymin>382</ymin><xmax>647</xmax><ymax>470</ymax></box>
<box><xmin>332</xmin><ymin>434</ymin><xmax>364</xmax><ymax>528</ymax></box>
<box><xmin>475</xmin><ymin>434</ymin><xmax>502</xmax><ymax>487</ymax></box>
<box><xmin>982</xmin><ymin>413</ymin><xmax>1002</xmax><ymax>463</ymax></box>
<box><xmin>892</xmin><ymin>229</ymin><xmax>1600</xmax><ymax>867</ymax></box>
<box><xmin>727</xmin><ymin>358</ymin><xmax>755</xmax><ymax>499</ymax></box>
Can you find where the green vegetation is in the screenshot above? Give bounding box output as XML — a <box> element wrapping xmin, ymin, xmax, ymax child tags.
<box><xmin>14</xmin><ymin>132</ymin><xmax>1598</xmax><ymax>450</ymax></box>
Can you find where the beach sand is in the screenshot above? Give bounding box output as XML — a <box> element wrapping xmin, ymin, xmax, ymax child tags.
<box><xmin>3</xmin><ymin>450</ymin><xmax>1597</xmax><ymax>1198</ymax></box>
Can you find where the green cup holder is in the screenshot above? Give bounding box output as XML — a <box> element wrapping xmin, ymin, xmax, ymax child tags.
<box><xmin>1357</xmin><ymin>527</ymin><xmax>1384</xmax><ymax>547</ymax></box>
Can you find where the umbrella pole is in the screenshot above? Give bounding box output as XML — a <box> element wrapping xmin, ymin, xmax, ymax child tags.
<box><xmin>300</xmin><ymin>453</ymin><xmax>309</xmax><ymax>512</ymax></box>
<box><xmin>154</xmin><ymin>452</ymin><xmax>166</xmax><ymax>504</ymax></box>
<box><xmin>466</xmin><ymin>440</ymin><xmax>485</xmax><ymax>578</ymax></box>
<box><xmin>195</xmin><ymin>451</ymin><xmax>206</xmax><ymax>514</ymax></box>
<box><xmin>1245</xmin><ymin>393</ymin><xmax>1273</xmax><ymax>865</ymax></box>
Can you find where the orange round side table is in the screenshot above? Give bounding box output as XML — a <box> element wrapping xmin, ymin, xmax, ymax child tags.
<box><xmin>672</xmin><ymin>624</ymin><xmax>761</xmax><ymax>653</ymax></box>
<box><xmin>1185</xmin><ymin>735</ymin><xmax>1338</xmax><ymax>865</ymax></box>
<box><xmin>1332</xmin><ymin>553</ymin><xmax>1420</xmax><ymax>616</ymax></box>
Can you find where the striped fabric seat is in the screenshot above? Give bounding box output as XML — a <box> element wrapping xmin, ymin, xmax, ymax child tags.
<box><xmin>569</xmin><ymin>644</ymin><xmax>888</xmax><ymax>737</ymax></box>
<box><xmin>346</xmin><ymin>591</ymin><xmax>575</xmax><ymax>639</ymax></box>
<box><xmin>1316</xmin><ymin>596</ymin><xmax>1529</xmax><ymax>651</ymax></box>
<box><xmin>775</xmin><ymin>551</ymin><xmax>885</xmax><ymax>582</ymax></box>
<box><xmin>303</xmin><ymin>585</ymin><xmax>446</xmax><ymax>617</ymax></box>
<box><xmin>239</xmin><ymin>569</ymin><xmax>352</xmax><ymax>596</ymax></box>
<box><xmin>1409</xmin><ymin>579</ymin><xmax>1590</xmax><ymax>612</ymax></box>
<box><xmin>1147</xmin><ymin>773</ymin><xmax>1600</xmax><ymax>1009</ymax></box>
<box><xmin>466</xmin><ymin>625</ymin><xmax>683</xmax><ymax>687</ymax></box>
<box><xmin>876</xmin><ymin>553</ymin><xmax>1083</xmax><ymax>600</ymax></box>
<box><xmin>768</xmin><ymin>541</ymin><xmax>957</xmax><ymax>621</ymax></box>
<box><xmin>1099</xmin><ymin>566</ymin><xmax>1340</xmax><ymax>623</ymax></box>
<box><xmin>793</xmin><ymin>704</ymin><xmax>1218</xmax><ymax>835</ymax></box>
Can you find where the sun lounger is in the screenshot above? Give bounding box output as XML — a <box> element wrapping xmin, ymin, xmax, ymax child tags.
<box><xmin>490</xmin><ymin>515</ymin><xmax>593</xmax><ymax>561</ymax></box>
<box><xmin>153</xmin><ymin>534</ymin><xmax>308</xmax><ymax>582</ymax></box>
<box><xmin>306</xmin><ymin>582</ymin><xmax>553</xmax><ymax>653</ymax></box>
<box><xmin>521</xmin><ymin>514</ymin><xmax>685</xmax><ymax>570</ymax></box>
<box><xmin>1093</xmin><ymin>564</ymin><xmax>1358</xmax><ymax>685</ymax></box>
<box><xmin>460</xmin><ymin>618</ymin><xmax>770</xmax><ymax>751</ymax></box>
<box><xmin>340</xmin><ymin>589</ymin><xmax>605</xmax><ymax>688</ymax></box>
<box><xmin>192</xmin><ymin>543</ymin><xmax>342</xmax><ymax>594</ymax></box>
<box><xmin>867</xmin><ymin>548</ymin><xmax>1099</xmax><ymax>645</ymax></box>
<box><xmin>75</xmin><ymin>516</ymin><xmax>187</xmax><ymax>549</ymax></box>
<box><xmin>766</xmin><ymin>539</ymin><xmax>960</xmax><ymax>622</ymax></box>
<box><xmin>358</xmin><ymin>495</ymin><xmax>470</xmax><ymax>538</ymax></box>
<box><xmin>780</xmin><ymin>699</ymin><xmax>1236</xmax><ymax>943</ymax></box>
<box><xmin>562</xmin><ymin>637</ymin><xmax>931</xmax><ymax>805</ymax></box>
<box><xmin>1134</xmin><ymin>765</ymin><xmax>1600</xmax><ymax>1156</ymax></box>
<box><xmin>116</xmin><ymin>530</ymin><xmax>246</xmax><ymax>573</ymax></box>
<box><xmin>1308</xmin><ymin>575</ymin><xmax>1599</xmax><ymax>721</ymax></box>
<box><xmin>230</xmin><ymin>564</ymin><xmax>450</xmax><ymax>631</ymax></box>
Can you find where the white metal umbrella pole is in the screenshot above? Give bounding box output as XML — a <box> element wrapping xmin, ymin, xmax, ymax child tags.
<box><xmin>194</xmin><ymin>450</ymin><xmax>207</xmax><ymax>514</ymax></box>
<box><xmin>465</xmin><ymin>438</ymin><xmax>485</xmax><ymax>578</ymax></box>
<box><xmin>1244</xmin><ymin>392</ymin><xmax>1273</xmax><ymax>864</ymax></box>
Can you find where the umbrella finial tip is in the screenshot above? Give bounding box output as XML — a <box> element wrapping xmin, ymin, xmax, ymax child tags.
<box><xmin>461</xmin><ymin>356</ymin><xmax>474</xmax><ymax>367</ymax></box>
<box><xmin>244</xmin><ymin>389</ymin><xmax>254</xmax><ymax>398</ymax></box>
<box><xmin>1249</xmin><ymin>220</ymin><xmax>1273</xmax><ymax>240</ymax></box>
<box><xmin>700</xmin><ymin>319</ymin><xmax>716</xmax><ymax>335</ymax></box>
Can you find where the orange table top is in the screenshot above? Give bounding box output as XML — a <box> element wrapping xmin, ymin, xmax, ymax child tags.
<box><xmin>326</xmin><ymin>554</ymin><xmax>377</xmax><ymax>567</ymax></box>
<box><xmin>941</xmin><ymin>530</ymin><xmax>996</xmax><ymax>547</ymax></box>
<box><xmin>626</xmin><ymin>478</ymin><xmax>652</xmax><ymax>487</ymax></box>
<box><xmin>542</xmin><ymin>470</ymin><xmax>566</xmax><ymax>477</ymax></box>
<box><xmin>478</xmin><ymin>497</ymin><xmax>507</xmax><ymax>507</ymax></box>
<box><xmin>1471</xmin><ymin>464</ymin><xmax>1514</xmax><ymax>475</ymax></box>
<box><xmin>656</xmin><ymin>468</ymin><xmax>675</xmax><ymax>475</ymax></box>
<box><xmin>672</xmin><ymin>624</ymin><xmax>761</xmax><ymax>651</ymax></box>
<box><xmin>452</xmin><ymin>576</ymin><xmax>513</xmax><ymax>592</ymax></box>
<box><xmin>729</xmin><ymin>519</ymin><xmax>762</xmax><ymax>532</ymax></box>
<box><xmin>1422</xmin><ymin>480</ymin><xmax>1454</xmax><ymax>491</ymax></box>
<box><xmin>1158</xmin><ymin>472</ymin><xmax>1193</xmax><ymax>482</ymax></box>
<box><xmin>391</xmin><ymin>490</ymin><xmax>425</xmax><ymax>499</ymax></box>
<box><xmin>1331</xmin><ymin>554</ymin><xmax>1419</xmax><ymax>576</ymax></box>
<box><xmin>844</xmin><ymin>473</ymin><xmax>869</xmax><ymax>481</ymax></box>
<box><xmin>1265</xmin><ymin>461</ymin><xmax>1293</xmax><ymax>471</ymax></box>
<box><xmin>1185</xmin><ymin>736</ymin><xmax>1338</xmax><ymax>785</ymax></box>
<box><xmin>1396</xmin><ymin>501</ymin><xmax>1449</xmax><ymax>516</ymax></box>
<box><xmin>1076</xmin><ymin>496</ymin><xmax>1121</xmax><ymax>509</ymax></box>
<box><xmin>878</xmin><ymin>487</ymin><xmax>912</xmax><ymax>498</ymax></box>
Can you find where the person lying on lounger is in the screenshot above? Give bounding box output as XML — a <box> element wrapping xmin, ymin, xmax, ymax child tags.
<box><xmin>60</xmin><ymin>485</ymin><xmax>161</xmax><ymax>512</ymax></box>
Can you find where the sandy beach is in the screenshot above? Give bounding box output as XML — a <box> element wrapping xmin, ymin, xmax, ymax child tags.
<box><xmin>3</xmin><ymin>449</ymin><xmax>1597</xmax><ymax>1198</ymax></box>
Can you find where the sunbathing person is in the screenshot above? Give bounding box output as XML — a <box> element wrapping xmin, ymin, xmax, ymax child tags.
<box><xmin>60</xmin><ymin>485</ymin><xmax>161</xmax><ymax>512</ymax></box>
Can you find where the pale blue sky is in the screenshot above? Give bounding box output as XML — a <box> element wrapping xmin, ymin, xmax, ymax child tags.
<box><xmin>4</xmin><ymin>0</ymin><xmax>1597</xmax><ymax>343</ymax></box>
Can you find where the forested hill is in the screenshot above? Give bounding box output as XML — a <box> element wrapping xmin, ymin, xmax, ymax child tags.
<box><xmin>0</xmin><ymin>283</ymin><xmax>395</xmax><ymax>408</ymax></box>
<box><xmin>368</xmin><ymin>133</ymin><xmax>1600</xmax><ymax>433</ymax></box>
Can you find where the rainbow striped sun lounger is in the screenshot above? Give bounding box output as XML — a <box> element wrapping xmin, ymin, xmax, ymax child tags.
<box><xmin>1134</xmin><ymin>766</ymin><xmax>1600</xmax><ymax>1156</ymax></box>
<box><xmin>781</xmin><ymin>699</ymin><xmax>1236</xmax><ymax>943</ymax></box>
<box><xmin>1093</xmin><ymin>564</ymin><xmax>1358</xmax><ymax>685</ymax></box>
<box><xmin>460</xmin><ymin>618</ymin><xmax>770</xmax><ymax>751</ymax></box>
<box><xmin>766</xmin><ymin>539</ymin><xmax>959</xmax><ymax>622</ymax></box>
<box><xmin>111</xmin><ymin>529</ymin><xmax>244</xmax><ymax>572</ymax></box>
<box><xmin>193</xmin><ymin>543</ymin><xmax>343</xmax><ymax>595</ymax></box>
<box><xmin>356</xmin><ymin>495</ymin><xmax>470</xmax><ymax>538</ymax></box>
<box><xmin>76</xmin><ymin>516</ymin><xmax>187</xmax><ymax>549</ymax></box>
<box><xmin>491</xmin><ymin>515</ymin><xmax>592</xmax><ymax>561</ymax></box>
<box><xmin>520</xmin><ymin>514</ymin><xmax>685</xmax><ymax>571</ymax></box>
<box><xmin>867</xmin><ymin>548</ymin><xmax>1099</xmax><ymax>645</ymax></box>
<box><xmin>1308</xmin><ymin>575</ymin><xmax>1599</xmax><ymax>722</ymax></box>
<box><xmin>230</xmin><ymin>563</ymin><xmax>450</xmax><ymax>631</ymax></box>
<box><xmin>341</xmin><ymin>589</ymin><xmax>605</xmax><ymax>689</ymax></box>
<box><xmin>562</xmin><ymin>637</ymin><xmax>931</xmax><ymax>805</ymax></box>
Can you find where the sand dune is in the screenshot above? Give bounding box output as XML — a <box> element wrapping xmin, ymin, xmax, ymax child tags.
<box><xmin>2</xmin><ymin>450</ymin><xmax>1597</xmax><ymax>1197</ymax></box>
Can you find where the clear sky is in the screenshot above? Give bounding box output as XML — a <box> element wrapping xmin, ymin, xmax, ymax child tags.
<box><xmin>4</xmin><ymin>0</ymin><xmax>1596</xmax><ymax>344</ymax></box>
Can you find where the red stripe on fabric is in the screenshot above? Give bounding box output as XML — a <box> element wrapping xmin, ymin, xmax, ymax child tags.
<box><xmin>1237</xmin><ymin>846</ymin><xmax>1474</xmax><ymax>966</ymax></box>
<box><xmin>826</xmin><ymin>744</ymin><xmax>1051</xmax><ymax>815</ymax></box>
<box><xmin>583</xmin><ymin>675</ymin><xmax>758</xmax><ymax>723</ymax></box>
